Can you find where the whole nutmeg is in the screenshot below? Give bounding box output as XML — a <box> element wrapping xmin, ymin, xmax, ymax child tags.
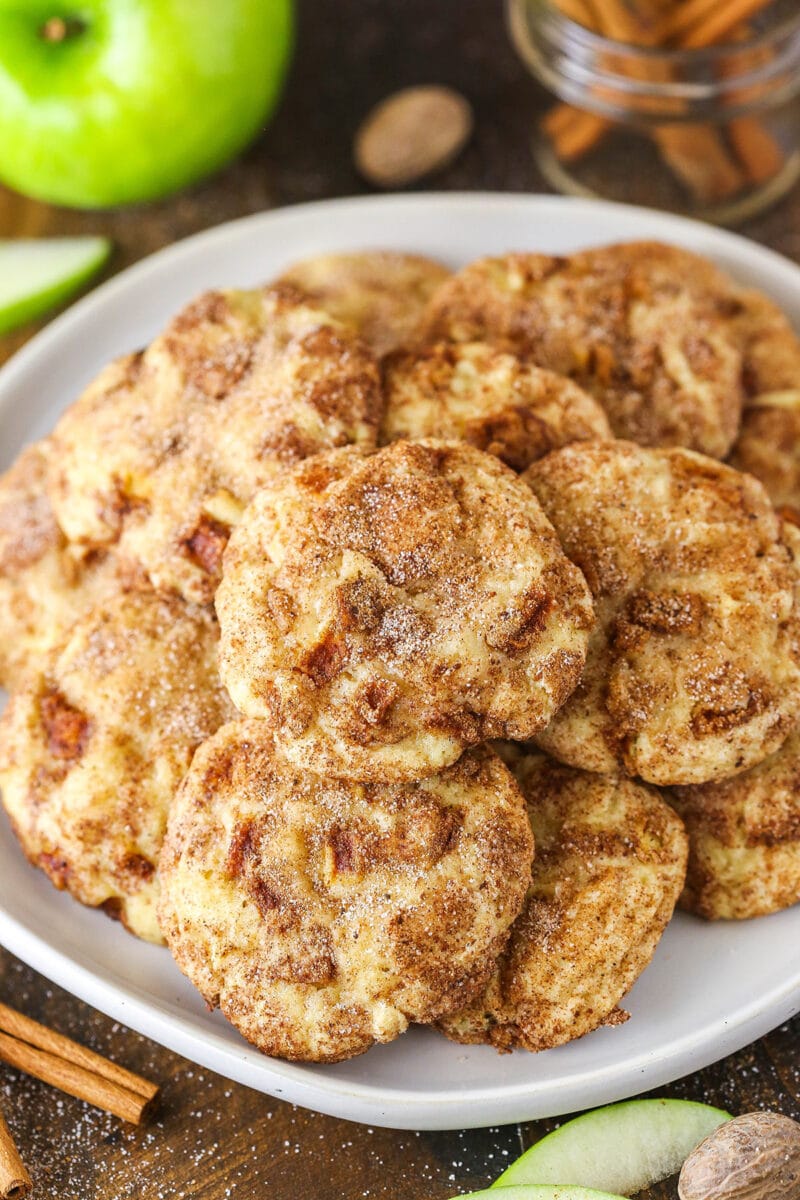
<box><xmin>354</xmin><ymin>86</ymin><xmax>473</xmax><ymax>189</ymax></box>
<box><xmin>679</xmin><ymin>1111</ymin><xmax>800</xmax><ymax>1200</ymax></box>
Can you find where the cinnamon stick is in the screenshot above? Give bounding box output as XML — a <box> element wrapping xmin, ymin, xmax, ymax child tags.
<box><xmin>0</xmin><ymin>1111</ymin><xmax>30</xmax><ymax>1200</ymax></box>
<box><xmin>542</xmin><ymin>0</ymin><xmax>782</xmax><ymax>195</ymax></box>
<box><xmin>728</xmin><ymin>116</ymin><xmax>786</xmax><ymax>183</ymax></box>
<box><xmin>0</xmin><ymin>1001</ymin><xmax>158</xmax><ymax>1124</ymax></box>
<box><xmin>666</xmin><ymin>0</ymin><xmax>774</xmax><ymax>47</ymax></box>
<box><xmin>719</xmin><ymin>20</ymin><xmax>786</xmax><ymax>185</ymax></box>
<box><xmin>552</xmin><ymin>0</ymin><xmax>599</xmax><ymax>26</ymax></box>
<box><xmin>585</xmin><ymin>0</ymin><xmax>657</xmax><ymax>42</ymax></box>
<box><xmin>655</xmin><ymin>123</ymin><xmax>746</xmax><ymax>201</ymax></box>
<box><xmin>542</xmin><ymin>107</ymin><xmax>608</xmax><ymax>159</ymax></box>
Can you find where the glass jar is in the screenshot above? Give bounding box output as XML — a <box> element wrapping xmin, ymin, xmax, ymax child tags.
<box><xmin>508</xmin><ymin>0</ymin><xmax>800</xmax><ymax>224</ymax></box>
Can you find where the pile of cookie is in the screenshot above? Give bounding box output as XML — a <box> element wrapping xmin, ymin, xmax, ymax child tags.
<box><xmin>1</xmin><ymin>242</ymin><xmax>799</xmax><ymax>1063</ymax></box>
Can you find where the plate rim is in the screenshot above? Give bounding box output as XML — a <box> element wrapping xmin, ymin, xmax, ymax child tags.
<box><xmin>2</xmin><ymin>191</ymin><xmax>800</xmax><ymax>1129</ymax></box>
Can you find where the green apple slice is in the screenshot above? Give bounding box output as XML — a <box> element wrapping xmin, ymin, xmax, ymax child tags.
<box><xmin>454</xmin><ymin>1188</ymin><xmax>627</xmax><ymax>1200</ymax></box>
<box><xmin>493</xmin><ymin>1099</ymin><xmax>731</xmax><ymax>1195</ymax></box>
<box><xmin>0</xmin><ymin>236</ymin><xmax>111</xmax><ymax>336</ymax></box>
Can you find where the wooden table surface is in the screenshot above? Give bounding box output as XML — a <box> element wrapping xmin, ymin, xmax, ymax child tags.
<box><xmin>1</xmin><ymin>2</ymin><xmax>800</xmax><ymax>1197</ymax></box>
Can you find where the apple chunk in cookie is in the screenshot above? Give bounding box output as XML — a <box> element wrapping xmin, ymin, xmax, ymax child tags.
<box><xmin>47</xmin><ymin>286</ymin><xmax>382</xmax><ymax>604</ymax></box>
<box><xmin>438</xmin><ymin>747</ymin><xmax>687</xmax><ymax>1054</ymax></box>
<box><xmin>0</xmin><ymin>589</ymin><xmax>235</xmax><ymax>943</ymax></box>
<box><xmin>524</xmin><ymin>441</ymin><xmax>800</xmax><ymax>785</ymax></box>
<box><xmin>158</xmin><ymin>728</ymin><xmax>533</xmax><ymax>1063</ymax></box>
<box><xmin>216</xmin><ymin>439</ymin><xmax>595</xmax><ymax>782</ymax></box>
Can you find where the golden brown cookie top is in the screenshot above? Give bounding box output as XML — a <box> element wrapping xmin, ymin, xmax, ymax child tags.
<box><xmin>525</xmin><ymin>440</ymin><xmax>800</xmax><ymax>785</ymax></box>
<box><xmin>421</xmin><ymin>241</ymin><xmax>746</xmax><ymax>458</ymax></box>
<box><xmin>440</xmin><ymin>745</ymin><xmax>687</xmax><ymax>1053</ymax></box>
<box><xmin>380</xmin><ymin>341</ymin><xmax>611</xmax><ymax>471</ymax></box>
<box><xmin>158</xmin><ymin>727</ymin><xmax>532</xmax><ymax>1062</ymax></box>
<box><xmin>277</xmin><ymin>251</ymin><xmax>451</xmax><ymax>356</ymax></box>
<box><xmin>0</xmin><ymin>589</ymin><xmax>235</xmax><ymax>942</ymax></box>
<box><xmin>216</xmin><ymin>438</ymin><xmax>594</xmax><ymax>781</ymax></box>
<box><xmin>48</xmin><ymin>287</ymin><xmax>382</xmax><ymax>603</ymax></box>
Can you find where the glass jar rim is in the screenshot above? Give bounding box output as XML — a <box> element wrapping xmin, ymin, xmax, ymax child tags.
<box><xmin>509</xmin><ymin>0</ymin><xmax>800</xmax><ymax>117</ymax></box>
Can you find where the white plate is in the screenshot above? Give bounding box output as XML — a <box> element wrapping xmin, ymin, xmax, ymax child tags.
<box><xmin>1</xmin><ymin>194</ymin><xmax>800</xmax><ymax>1131</ymax></box>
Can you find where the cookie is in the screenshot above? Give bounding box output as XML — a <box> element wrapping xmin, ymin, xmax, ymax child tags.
<box><xmin>439</xmin><ymin>746</ymin><xmax>687</xmax><ymax>1052</ymax></box>
<box><xmin>0</xmin><ymin>440</ymin><xmax>120</xmax><ymax>690</ymax></box>
<box><xmin>0</xmin><ymin>589</ymin><xmax>235</xmax><ymax>942</ymax></box>
<box><xmin>380</xmin><ymin>341</ymin><xmax>611</xmax><ymax>471</ymax></box>
<box><xmin>525</xmin><ymin>440</ymin><xmax>800</xmax><ymax>785</ymax></box>
<box><xmin>421</xmin><ymin>242</ymin><xmax>745</xmax><ymax>458</ymax></box>
<box><xmin>727</xmin><ymin>288</ymin><xmax>800</xmax><ymax>518</ymax></box>
<box><xmin>158</xmin><ymin>729</ymin><xmax>533</xmax><ymax>1062</ymax></box>
<box><xmin>48</xmin><ymin>287</ymin><xmax>382</xmax><ymax>603</ymax></box>
<box><xmin>216</xmin><ymin>439</ymin><xmax>594</xmax><ymax>781</ymax></box>
<box><xmin>277</xmin><ymin>251</ymin><xmax>451</xmax><ymax>356</ymax></box>
<box><xmin>671</xmin><ymin>724</ymin><xmax>800</xmax><ymax>921</ymax></box>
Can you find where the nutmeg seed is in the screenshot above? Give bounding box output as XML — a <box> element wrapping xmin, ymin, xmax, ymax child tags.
<box><xmin>678</xmin><ymin>1111</ymin><xmax>800</xmax><ymax>1200</ymax></box>
<box><xmin>354</xmin><ymin>85</ymin><xmax>473</xmax><ymax>189</ymax></box>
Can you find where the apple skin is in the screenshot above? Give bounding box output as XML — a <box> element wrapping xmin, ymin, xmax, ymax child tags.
<box><xmin>0</xmin><ymin>236</ymin><xmax>111</xmax><ymax>335</ymax></box>
<box><xmin>0</xmin><ymin>0</ymin><xmax>293</xmax><ymax>208</ymax></box>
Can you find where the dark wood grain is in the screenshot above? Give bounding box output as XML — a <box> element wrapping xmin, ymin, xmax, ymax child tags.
<box><xmin>1</xmin><ymin>1</ymin><xmax>799</xmax><ymax>1196</ymax></box>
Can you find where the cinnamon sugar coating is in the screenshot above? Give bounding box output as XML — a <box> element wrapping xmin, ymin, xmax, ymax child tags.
<box><xmin>421</xmin><ymin>242</ymin><xmax>745</xmax><ymax>458</ymax></box>
<box><xmin>380</xmin><ymin>341</ymin><xmax>611</xmax><ymax>471</ymax></box>
<box><xmin>47</xmin><ymin>288</ymin><xmax>382</xmax><ymax>603</ymax></box>
<box><xmin>277</xmin><ymin>251</ymin><xmax>451</xmax><ymax>357</ymax></box>
<box><xmin>0</xmin><ymin>440</ymin><xmax>120</xmax><ymax>690</ymax></box>
<box><xmin>0</xmin><ymin>590</ymin><xmax>235</xmax><ymax>943</ymax></box>
<box><xmin>158</xmin><ymin>728</ymin><xmax>533</xmax><ymax>1063</ymax></box>
<box><xmin>671</xmin><ymin>724</ymin><xmax>800</xmax><ymax>921</ymax></box>
<box><xmin>216</xmin><ymin>439</ymin><xmax>594</xmax><ymax>782</ymax></box>
<box><xmin>525</xmin><ymin>440</ymin><xmax>800</xmax><ymax>785</ymax></box>
<box><xmin>439</xmin><ymin>746</ymin><xmax>687</xmax><ymax>1053</ymax></box>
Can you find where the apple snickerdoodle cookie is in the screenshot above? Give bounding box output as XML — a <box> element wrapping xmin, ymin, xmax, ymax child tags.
<box><xmin>47</xmin><ymin>286</ymin><xmax>382</xmax><ymax>603</ymax></box>
<box><xmin>380</xmin><ymin>341</ymin><xmax>611</xmax><ymax>471</ymax></box>
<box><xmin>277</xmin><ymin>251</ymin><xmax>451</xmax><ymax>357</ymax></box>
<box><xmin>421</xmin><ymin>242</ymin><xmax>745</xmax><ymax>458</ymax></box>
<box><xmin>0</xmin><ymin>589</ymin><xmax>234</xmax><ymax>942</ymax></box>
<box><xmin>439</xmin><ymin>746</ymin><xmax>687</xmax><ymax>1053</ymax></box>
<box><xmin>0</xmin><ymin>440</ymin><xmax>120</xmax><ymax>690</ymax></box>
<box><xmin>671</xmin><ymin>728</ymin><xmax>800</xmax><ymax>921</ymax></box>
<box><xmin>158</xmin><ymin>728</ymin><xmax>533</xmax><ymax>1062</ymax></box>
<box><xmin>216</xmin><ymin>438</ymin><xmax>594</xmax><ymax>781</ymax></box>
<box><xmin>524</xmin><ymin>440</ymin><xmax>800</xmax><ymax>785</ymax></box>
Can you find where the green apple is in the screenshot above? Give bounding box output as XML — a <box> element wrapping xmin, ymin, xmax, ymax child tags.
<box><xmin>493</xmin><ymin>1099</ymin><xmax>732</xmax><ymax>1196</ymax></box>
<box><xmin>452</xmin><ymin>1189</ymin><xmax>626</xmax><ymax>1200</ymax></box>
<box><xmin>0</xmin><ymin>0</ymin><xmax>293</xmax><ymax>208</ymax></box>
<box><xmin>0</xmin><ymin>236</ymin><xmax>111</xmax><ymax>334</ymax></box>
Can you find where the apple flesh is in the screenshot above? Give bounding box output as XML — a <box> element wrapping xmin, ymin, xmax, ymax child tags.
<box><xmin>493</xmin><ymin>1099</ymin><xmax>731</xmax><ymax>1196</ymax></box>
<box><xmin>0</xmin><ymin>0</ymin><xmax>293</xmax><ymax>208</ymax></box>
<box><xmin>0</xmin><ymin>237</ymin><xmax>111</xmax><ymax>335</ymax></box>
<box><xmin>453</xmin><ymin>1188</ymin><xmax>627</xmax><ymax>1200</ymax></box>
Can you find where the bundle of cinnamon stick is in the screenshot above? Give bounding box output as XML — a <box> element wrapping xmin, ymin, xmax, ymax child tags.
<box><xmin>542</xmin><ymin>0</ymin><xmax>785</xmax><ymax>204</ymax></box>
<box><xmin>0</xmin><ymin>999</ymin><xmax>159</xmax><ymax>1198</ymax></box>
